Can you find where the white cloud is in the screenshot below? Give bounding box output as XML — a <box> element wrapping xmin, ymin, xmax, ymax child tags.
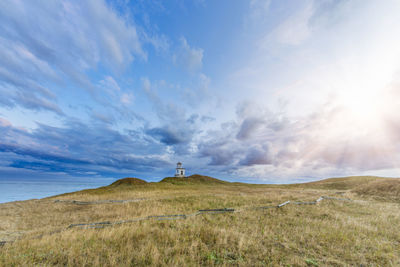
<box><xmin>0</xmin><ymin>0</ymin><xmax>145</xmax><ymax>114</ymax></box>
<box><xmin>100</xmin><ymin>76</ymin><xmax>121</xmax><ymax>92</ymax></box>
<box><xmin>198</xmin><ymin>96</ymin><xmax>400</xmax><ymax>180</ymax></box>
<box><xmin>272</xmin><ymin>2</ymin><xmax>313</xmax><ymax>45</ymax></box>
<box><xmin>173</xmin><ymin>37</ymin><xmax>204</xmax><ymax>72</ymax></box>
<box><xmin>120</xmin><ymin>93</ymin><xmax>134</xmax><ymax>105</ymax></box>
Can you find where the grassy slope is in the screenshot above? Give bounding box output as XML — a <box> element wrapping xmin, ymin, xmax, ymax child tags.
<box><xmin>295</xmin><ymin>176</ymin><xmax>400</xmax><ymax>201</ymax></box>
<box><xmin>110</xmin><ymin>177</ymin><xmax>148</xmax><ymax>186</ymax></box>
<box><xmin>160</xmin><ymin>174</ymin><xmax>229</xmax><ymax>185</ymax></box>
<box><xmin>352</xmin><ymin>178</ymin><xmax>400</xmax><ymax>200</ymax></box>
<box><xmin>0</xmin><ymin>175</ymin><xmax>399</xmax><ymax>266</ymax></box>
<box><xmin>295</xmin><ymin>176</ymin><xmax>383</xmax><ymax>190</ymax></box>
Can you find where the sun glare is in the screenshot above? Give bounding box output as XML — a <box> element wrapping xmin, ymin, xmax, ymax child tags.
<box><xmin>339</xmin><ymin>88</ymin><xmax>383</xmax><ymax>128</ymax></box>
<box><xmin>334</xmin><ymin>54</ymin><xmax>396</xmax><ymax>132</ymax></box>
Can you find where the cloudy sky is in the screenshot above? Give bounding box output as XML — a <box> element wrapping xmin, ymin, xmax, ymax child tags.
<box><xmin>1</xmin><ymin>0</ymin><xmax>400</xmax><ymax>183</ymax></box>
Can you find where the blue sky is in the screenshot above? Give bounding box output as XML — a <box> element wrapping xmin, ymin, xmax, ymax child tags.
<box><xmin>1</xmin><ymin>0</ymin><xmax>400</xmax><ymax>183</ymax></box>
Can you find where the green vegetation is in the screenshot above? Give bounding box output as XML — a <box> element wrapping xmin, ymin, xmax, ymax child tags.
<box><xmin>110</xmin><ymin>177</ymin><xmax>147</xmax><ymax>186</ymax></box>
<box><xmin>160</xmin><ymin>174</ymin><xmax>229</xmax><ymax>185</ymax></box>
<box><xmin>0</xmin><ymin>175</ymin><xmax>399</xmax><ymax>266</ymax></box>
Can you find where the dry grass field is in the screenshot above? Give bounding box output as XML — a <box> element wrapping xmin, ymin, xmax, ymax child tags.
<box><xmin>0</xmin><ymin>175</ymin><xmax>399</xmax><ymax>266</ymax></box>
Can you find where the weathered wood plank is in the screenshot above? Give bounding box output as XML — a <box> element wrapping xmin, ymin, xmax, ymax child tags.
<box><xmin>54</xmin><ymin>198</ymin><xmax>146</xmax><ymax>205</ymax></box>
<box><xmin>198</xmin><ymin>208</ymin><xmax>234</xmax><ymax>212</ymax></box>
<box><xmin>322</xmin><ymin>196</ymin><xmax>351</xmax><ymax>201</ymax></box>
<box><xmin>293</xmin><ymin>201</ymin><xmax>317</xmax><ymax>205</ymax></box>
<box><xmin>277</xmin><ymin>201</ymin><xmax>291</xmax><ymax>207</ymax></box>
<box><xmin>65</xmin><ymin>196</ymin><xmax>353</xmax><ymax>230</ymax></box>
<box><xmin>148</xmin><ymin>214</ymin><xmax>187</xmax><ymax>220</ymax></box>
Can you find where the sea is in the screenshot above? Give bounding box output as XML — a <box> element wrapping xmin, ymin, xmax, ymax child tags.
<box><xmin>0</xmin><ymin>177</ymin><xmax>117</xmax><ymax>204</ymax></box>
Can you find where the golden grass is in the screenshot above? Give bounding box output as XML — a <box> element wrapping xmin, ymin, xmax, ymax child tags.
<box><xmin>353</xmin><ymin>178</ymin><xmax>400</xmax><ymax>201</ymax></box>
<box><xmin>0</xmin><ymin>175</ymin><xmax>399</xmax><ymax>266</ymax></box>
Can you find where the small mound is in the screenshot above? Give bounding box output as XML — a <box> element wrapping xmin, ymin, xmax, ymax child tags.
<box><xmin>110</xmin><ymin>177</ymin><xmax>147</xmax><ymax>186</ymax></box>
<box><xmin>160</xmin><ymin>174</ymin><xmax>228</xmax><ymax>185</ymax></box>
<box><xmin>353</xmin><ymin>179</ymin><xmax>400</xmax><ymax>201</ymax></box>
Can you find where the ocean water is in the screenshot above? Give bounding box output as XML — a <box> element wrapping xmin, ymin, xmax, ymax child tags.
<box><xmin>0</xmin><ymin>177</ymin><xmax>117</xmax><ymax>203</ymax></box>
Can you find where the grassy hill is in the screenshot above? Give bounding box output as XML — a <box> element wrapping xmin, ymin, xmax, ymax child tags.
<box><xmin>353</xmin><ymin>178</ymin><xmax>400</xmax><ymax>200</ymax></box>
<box><xmin>0</xmin><ymin>175</ymin><xmax>399</xmax><ymax>266</ymax></box>
<box><xmin>109</xmin><ymin>177</ymin><xmax>148</xmax><ymax>186</ymax></box>
<box><xmin>294</xmin><ymin>175</ymin><xmax>384</xmax><ymax>190</ymax></box>
<box><xmin>160</xmin><ymin>174</ymin><xmax>229</xmax><ymax>185</ymax></box>
<box><xmin>291</xmin><ymin>175</ymin><xmax>400</xmax><ymax>201</ymax></box>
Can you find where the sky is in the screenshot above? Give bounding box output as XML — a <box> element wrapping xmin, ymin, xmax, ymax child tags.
<box><xmin>1</xmin><ymin>0</ymin><xmax>400</xmax><ymax>183</ymax></box>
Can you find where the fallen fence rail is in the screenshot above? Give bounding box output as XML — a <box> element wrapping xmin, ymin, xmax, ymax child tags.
<box><xmin>68</xmin><ymin>221</ymin><xmax>113</xmax><ymax>229</ymax></box>
<box><xmin>54</xmin><ymin>198</ymin><xmax>146</xmax><ymax>205</ymax></box>
<box><xmin>321</xmin><ymin>196</ymin><xmax>352</xmax><ymax>201</ymax></box>
<box><xmin>277</xmin><ymin>201</ymin><xmax>291</xmax><ymax>208</ymax></box>
<box><xmin>293</xmin><ymin>201</ymin><xmax>317</xmax><ymax>205</ymax></box>
<box><xmin>198</xmin><ymin>208</ymin><xmax>235</xmax><ymax>214</ymax></box>
<box><xmin>148</xmin><ymin>214</ymin><xmax>187</xmax><ymax>220</ymax></box>
<box><xmin>67</xmin><ymin>195</ymin><xmax>352</xmax><ymax>230</ymax></box>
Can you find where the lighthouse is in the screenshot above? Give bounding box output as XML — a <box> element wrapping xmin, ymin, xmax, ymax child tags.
<box><xmin>175</xmin><ymin>162</ymin><xmax>186</xmax><ymax>177</ymax></box>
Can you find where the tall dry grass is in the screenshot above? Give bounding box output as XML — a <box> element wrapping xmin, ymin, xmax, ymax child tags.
<box><xmin>0</xmin><ymin>176</ymin><xmax>399</xmax><ymax>266</ymax></box>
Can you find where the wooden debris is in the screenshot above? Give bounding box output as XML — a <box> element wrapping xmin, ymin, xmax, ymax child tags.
<box><xmin>68</xmin><ymin>221</ymin><xmax>112</xmax><ymax>229</ymax></box>
<box><xmin>277</xmin><ymin>201</ymin><xmax>291</xmax><ymax>208</ymax></box>
<box><xmin>293</xmin><ymin>201</ymin><xmax>316</xmax><ymax>205</ymax></box>
<box><xmin>198</xmin><ymin>208</ymin><xmax>235</xmax><ymax>213</ymax></box>
<box><xmin>322</xmin><ymin>196</ymin><xmax>352</xmax><ymax>201</ymax></box>
<box><xmin>66</xmin><ymin>196</ymin><xmax>353</xmax><ymax>230</ymax></box>
<box><xmin>148</xmin><ymin>214</ymin><xmax>187</xmax><ymax>220</ymax></box>
<box><xmin>54</xmin><ymin>198</ymin><xmax>146</xmax><ymax>205</ymax></box>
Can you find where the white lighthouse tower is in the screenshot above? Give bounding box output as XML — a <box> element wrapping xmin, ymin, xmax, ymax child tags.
<box><xmin>175</xmin><ymin>162</ymin><xmax>186</xmax><ymax>177</ymax></box>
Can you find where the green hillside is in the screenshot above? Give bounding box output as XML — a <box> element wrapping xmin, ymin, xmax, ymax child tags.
<box><xmin>110</xmin><ymin>177</ymin><xmax>148</xmax><ymax>186</ymax></box>
<box><xmin>160</xmin><ymin>174</ymin><xmax>229</xmax><ymax>185</ymax></box>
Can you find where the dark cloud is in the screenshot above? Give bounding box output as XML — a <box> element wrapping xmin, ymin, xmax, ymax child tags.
<box><xmin>141</xmin><ymin>77</ymin><xmax>199</xmax><ymax>154</ymax></box>
<box><xmin>199</xmin><ymin>140</ymin><xmax>237</xmax><ymax>166</ymax></box>
<box><xmin>236</xmin><ymin>117</ymin><xmax>265</xmax><ymax>140</ymax></box>
<box><xmin>0</xmin><ymin>119</ymin><xmax>171</xmax><ymax>177</ymax></box>
<box><xmin>146</xmin><ymin>127</ymin><xmax>188</xmax><ymax>145</ymax></box>
<box><xmin>206</xmin><ymin>151</ymin><xmax>236</xmax><ymax>166</ymax></box>
<box><xmin>239</xmin><ymin>145</ymin><xmax>271</xmax><ymax>166</ymax></box>
<box><xmin>0</xmin><ymin>143</ymin><xmax>90</xmax><ymax>165</ymax></box>
<box><xmin>201</xmin><ymin>115</ymin><xmax>215</xmax><ymax>123</ymax></box>
<box><xmin>187</xmin><ymin>114</ymin><xmax>199</xmax><ymax>125</ymax></box>
<box><xmin>198</xmin><ymin>125</ymin><xmax>240</xmax><ymax>166</ymax></box>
